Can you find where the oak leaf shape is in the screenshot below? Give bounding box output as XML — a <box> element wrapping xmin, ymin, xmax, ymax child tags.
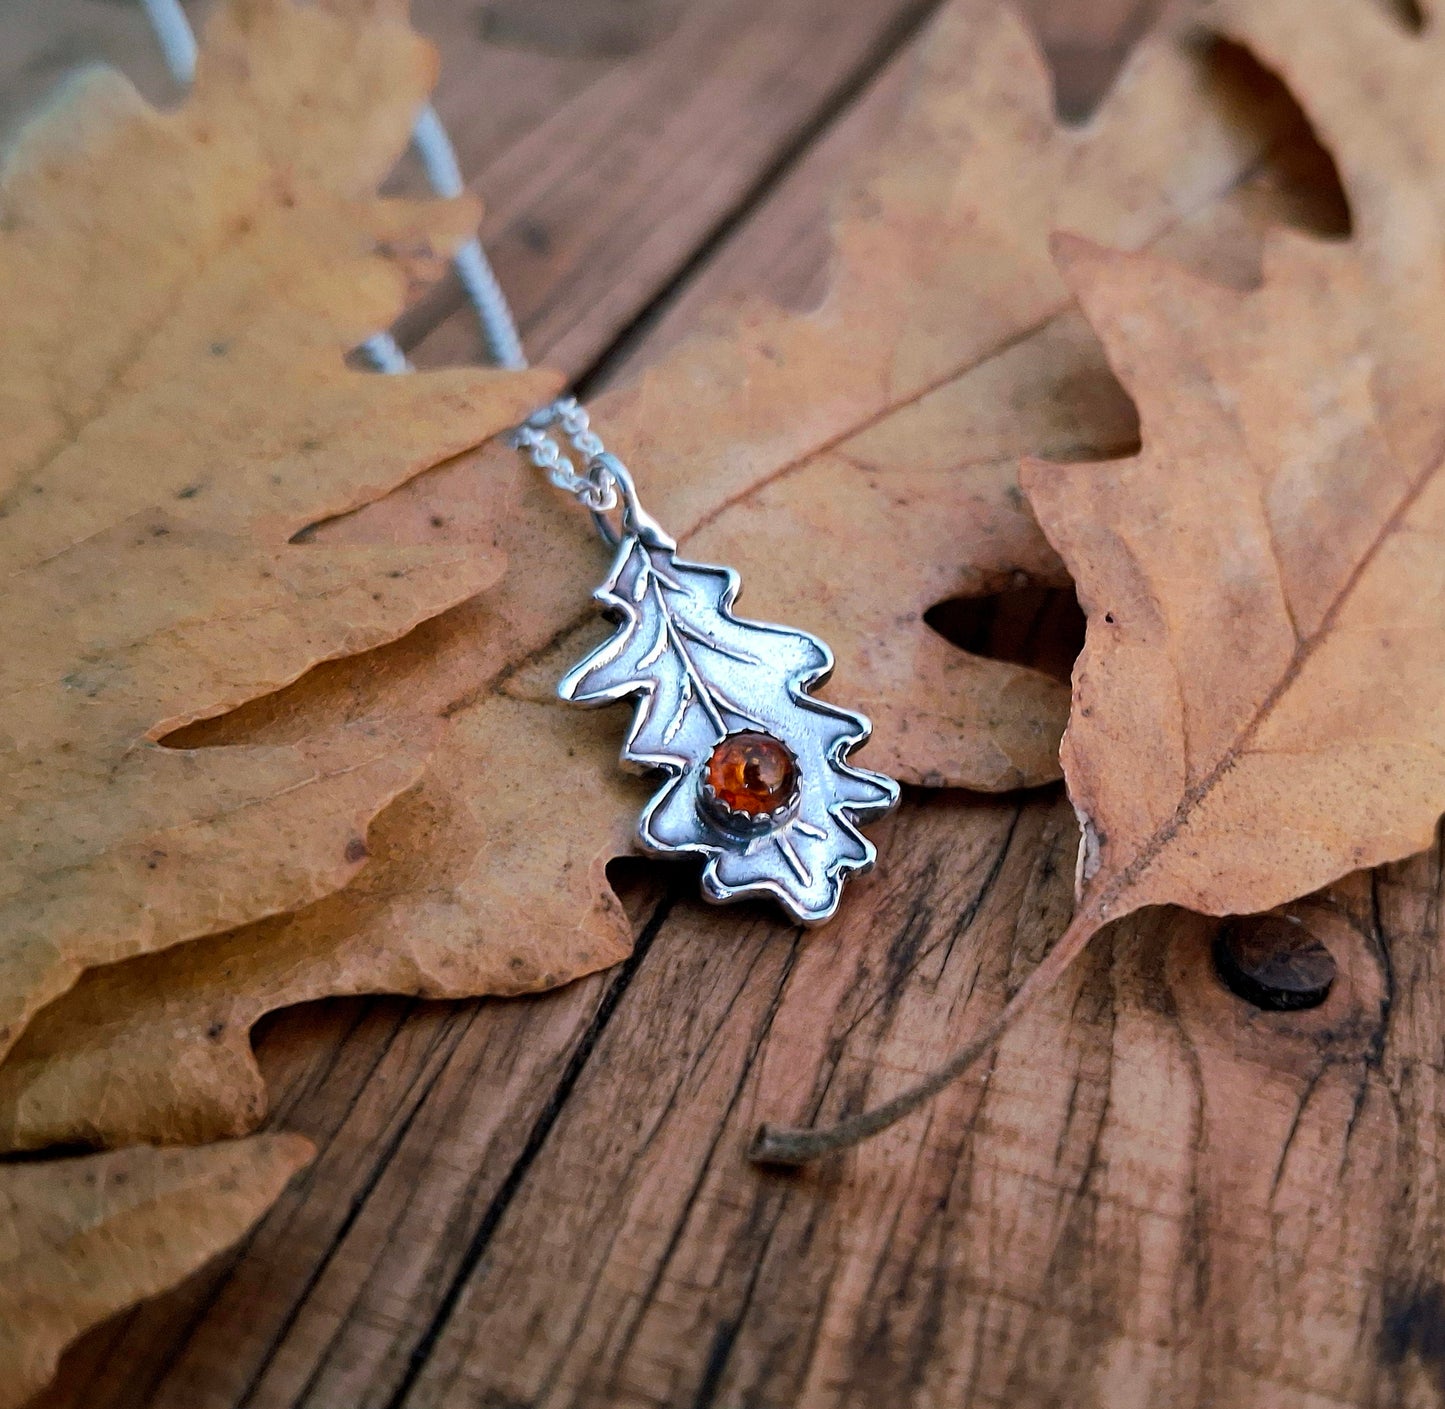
<box><xmin>1017</xmin><ymin>0</ymin><xmax>1445</xmax><ymax>967</ymax></box>
<box><xmin>0</xmin><ymin>0</ymin><xmax>1327</xmax><ymax>1148</ymax></box>
<box><xmin>559</xmin><ymin>526</ymin><xmax>897</xmax><ymax>923</ymax></box>
<box><xmin>0</xmin><ymin>0</ymin><xmax>553</xmax><ymax>1060</ymax></box>
<box><xmin>1032</xmin><ymin>231</ymin><xmax>1445</xmax><ymax>940</ymax></box>
<box><xmin>0</xmin><ymin>1133</ymin><xmax>312</xmax><ymax>1409</ymax></box>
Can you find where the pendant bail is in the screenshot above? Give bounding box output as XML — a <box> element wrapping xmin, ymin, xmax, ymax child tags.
<box><xmin>588</xmin><ymin>454</ymin><xmax>676</xmax><ymax>551</ymax></box>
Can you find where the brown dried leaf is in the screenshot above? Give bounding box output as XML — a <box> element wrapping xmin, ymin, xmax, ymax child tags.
<box><xmin>0</xmin><ymin>1133</ymin><xmax>311</xmax><ymax>1409</ymax></box>
<box><xmin>1215</xmin><ymin>0</ymin><xmax>1445</xmax><ymax>464</ymax></box>
<box><xmin>756</xmin><ymin>0</ymin><xmax>1445</xmax><ymax>1165</ymax></box>
<box><xmin>0</xmin><ymin>0</ymin><xmax>1320</xmax><ymax>1148</ymax></box>
<box><xmin>0</xmin><ymin>0</ymin><xmax>553</xmax><ymax>1058</ymax></box>
<box><xmin>1027</xmin><ymin>230</ymin><xmax>1445</xmax><ymax>948</ymax></box>
<box><xmin>1017</xmin><ymin>0</ymin><xmax>1445</xmax><ymax>956</ymax></box>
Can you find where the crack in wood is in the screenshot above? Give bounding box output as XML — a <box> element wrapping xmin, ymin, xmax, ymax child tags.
<box><xmin>378</xmin><ymin>884</ymin><xmax>681</xmax><ymax>1409</ymax></box>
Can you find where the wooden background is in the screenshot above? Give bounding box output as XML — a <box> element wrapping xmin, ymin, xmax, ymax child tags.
<box><xmin>10</xmin><ymin>1</ymin><xmax>1445</xmax><ymax>1406</ymax></box>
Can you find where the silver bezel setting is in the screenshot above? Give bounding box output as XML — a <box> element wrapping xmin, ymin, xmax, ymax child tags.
<box><xmin>696</xmin><ymin>735</ymin><xmax>802</xmax><ymax>836</ymax></box>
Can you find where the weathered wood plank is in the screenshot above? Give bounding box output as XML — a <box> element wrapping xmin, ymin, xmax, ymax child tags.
<box><xmin>0</xmin><ymin>0</ymin><xmax>600</xmax><ymax>150</ymax></box>
<box><xmin>240</xmin><ymin>819</ymin><xmax>1436</xmax><ymax>1409</ymax></box>
<box><xmin>402</xmin><ymin>0</ymin><xmax>942</xmax><ymax>376</ymax></box>
<box><xmin>0</xmin><ymin>0</ymin><xmax>184</xmax><ymax>143</ymax></box>
<box><xmin>396</xmin><ymin>794</ymin><xmax>1071</xmax><ymax>1409</ymax></box>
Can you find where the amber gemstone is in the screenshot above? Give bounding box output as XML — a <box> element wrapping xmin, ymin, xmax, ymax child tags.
<box><xmin>705</xmin><ymin>731</ymin><xmax>799</xmax><ymax>818</ymax></box>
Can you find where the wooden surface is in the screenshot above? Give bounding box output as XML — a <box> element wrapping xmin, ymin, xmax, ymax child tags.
<box><xmin>11</xmin><ymin>1</ymin><xmax>1445</xmax><ymax>1407</ymax></box>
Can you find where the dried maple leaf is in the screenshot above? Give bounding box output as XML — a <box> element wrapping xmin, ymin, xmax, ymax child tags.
<box><xmin>0</xmin><ymin>0</ymin><xmax>1324</xmax><ymax>1149</ymax></box>
<box><xmin>756</xmin><ymin>227</ymin><xmax>1445</xmax><ymax>1161</ymax></box>
<box><xmin>0</xmin><ymin>0</ymin><xmax>553</xmax><ymax>1059</ymax></box>
<box><xmin>0</xmin><ymin>1133</ymin><xmax>311</xmax><ymax>1409</ymax></box>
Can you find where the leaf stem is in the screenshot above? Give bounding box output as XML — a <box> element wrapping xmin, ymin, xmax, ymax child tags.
<box><xmin>748</xmin><ymin>902</ymin><xmax>1103</xmax><ymax>1165</ymax></box>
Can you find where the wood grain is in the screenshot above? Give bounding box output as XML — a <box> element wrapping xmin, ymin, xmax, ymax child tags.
<box><xmin>402</xmin><ymin>0</ymin><xmax>944</xmax><ymax>376</ymax></box>
<box><xmin>13</xmin><ymin>0</ymin><xmax>1445</xmax><ymax>1407</ymax></box>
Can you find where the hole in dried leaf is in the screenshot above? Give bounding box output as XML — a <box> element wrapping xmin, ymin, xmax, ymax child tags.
<box><xmin>1195</xmin><ymin>37</ymin><xmax>1352</xmax><ymax>240</ymax></box>
<box><xmin>1378</xmin><ymin>0</ymin><xmax>1427</xmax><ymax>34</ymax></box>
<box><xmin>924</xmin><ymin>582</ymin><xmax>1085</xmax><ymax>683</ymax></box>
<box><xmin>1029</xmin><ymin>0</ymin><xmax>1168</xmax><ymax>124</ymax></box>
<box><xmin>1212</xmin><ymin>914</ymin><xmax>1337</xmax><ymax>1012</ymax></box>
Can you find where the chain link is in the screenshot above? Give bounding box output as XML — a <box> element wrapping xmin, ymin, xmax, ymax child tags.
<box><xmin>509</xmin><ymin>397</ymin><xmax>618</xmax><ymax>511</ymax></box>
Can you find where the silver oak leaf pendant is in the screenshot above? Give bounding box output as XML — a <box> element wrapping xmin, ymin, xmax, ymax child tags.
<box><xmin>559</xmin><ymin>458</ymin><xmax>899</xmax><ymax>926</ymax></box>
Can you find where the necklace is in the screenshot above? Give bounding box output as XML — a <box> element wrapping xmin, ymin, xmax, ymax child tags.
<box><xmin>142</xmin><ymin>0</ymin><xmax>899</xmax><ymax>926</ymax></box>
<box><xmin>513</xmin><ymin>403</ymin><xmax>899</xmax><ymax>925</ymax></box>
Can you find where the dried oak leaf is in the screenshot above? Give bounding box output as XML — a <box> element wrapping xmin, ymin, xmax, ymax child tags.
<box><xmin>0</xmin><ymin>1133</ymin><xmax>311</xmax><ymax>1409</ymax></box>
<box><xmin>756</xmin><ymin>0</ymin><xmax>1445</xmax><ymax>1164</ymax></box>
<box><xmin>757</xmin><ymin>225</ymin><xmax>1445</xmax><ymax>1164</ymax></box>
<box><xmin>0</xmin><ymin>0</ymin><xmax>553</xmax><ymax>1059</ymax></box>
<box><xmin>1215</xmin><ymin>0</ymin><xmax>1445</xmax><ymax>465</ymax></box>
<box><xmin>1031</xmin><ymin>231</ymin><xmax>1445</xmax><ymax>956</ymax></box>
<box><xmin>996</xmin><ymin>0</ymin><xmax>1445</xmax><ymax>1027</ymax></box>
<box><xmin>0</xmin><ymin>0</ymin><xmax>1321</xmax><ymax>1148</ymax></box>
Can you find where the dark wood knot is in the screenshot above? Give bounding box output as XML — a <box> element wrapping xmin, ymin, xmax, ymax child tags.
<box><xmin>1212</xmin><ymin>914</ymin><xmax>1337</xmax><ymax>1012</ymax></box>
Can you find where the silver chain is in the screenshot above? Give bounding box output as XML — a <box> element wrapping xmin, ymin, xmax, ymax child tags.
<box><xmin>509</xmin><ymin>398</ymin><xmax>619</xmax><ymax>512</ymax></box>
